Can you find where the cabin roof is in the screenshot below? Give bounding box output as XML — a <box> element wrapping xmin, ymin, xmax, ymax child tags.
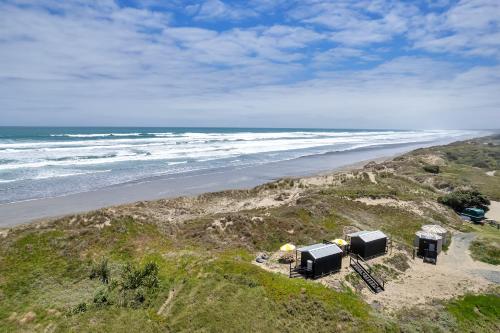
<box><xmin>416</xmin><ymin>230</ymin><xmax>442</xmax><ymax>240</ymax></box>
<box><xmin>421</xmin><ymin>224</ymin><xmax>447</xmax><ymax>234</ymax></box>
<box><xmin>348</xmin><ymin>230</ymin><xmax>387</xmax><ymax>242</ymax></box>
<box><xmin>297</xmin><ymin>243</ymin><xmax>342</xmax><ymax>259</ymax></box>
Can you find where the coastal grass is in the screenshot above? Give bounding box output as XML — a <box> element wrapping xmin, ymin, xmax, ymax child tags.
<box><xmin>470</xmin><ymin>240</ymin><xmax>500</xmax><ymax>265</ymax></box>
<box><xmin>439</xmin><ymin>164</ymin><xmax>500</xmax><ymax>200</ymax></box>
<box><xmin>0</xmin><ymin>217</ymin><xmax>384</xmax><ymax>333</ymax></box>
<box><xmin>394</xmin><ymin>290</ymin><xmax>500</xmax><ymax>333</ymax></box>
<box><xmin>410</xmin><ymin>136</ymin><xmax>500</xmax><ymax>200</ymax></box>
<box><xmin>446</xmin><ymin>293</ymin><xmax>500</xmax><ymax>332</ymax></box>
<box><xmin>469</xmin><ymin>224</ymin><xmax>500</xmax><ymax>265</ymax></box>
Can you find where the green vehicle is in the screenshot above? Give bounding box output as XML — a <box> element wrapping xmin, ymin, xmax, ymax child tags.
<box><xmin>460</xmin><ymin>207</ymin><xmax>485</xmax><ymax>223</ymax></box>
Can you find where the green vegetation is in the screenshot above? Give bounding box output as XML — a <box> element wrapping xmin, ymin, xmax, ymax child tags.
<box><xmin>423</xmin><ymin>164</ymin><xmax>440</xmax><ymax>174</ymax></box>
<box><xmin>469</xmin><ymin>223</ymin><xmax>500</xmax><ymax>265</ymax></box>
<box><xmin>1</xmin><ymin>136</ymin><xmax>499</xmax><ymax>332</ymax></box>
<box><xmin>438</xmin><ymin>189</ymin><xmax>490</xmax><ymax>212</ymax></box>
<box><xmin>470</xmin><ymin>239</ymin><xmax>500</xmax><ymax>265</ymax></box>
<box><xmin>88</xmin><ymin>261</ymin><xmax>160</xmax><ymax>309</ymax></box>
<box><xmin>0</xmin><ymin>218</ymin><xmax>386</xmax><ymax>332</ymax></box>
<box><xmin>411</xmin><ymin>136</ymin><xmax>500</xmax><ymax>200</ymax></box>
<box><xmin>89</xmin><ymin>257</ymin><xmax>110</xmax><ymax>284</ymax></box>
<box><xmin>447</xmin><ymin>294</ymin><xmax>500</xmax><ymax>332</ymax></box>
<box><xmin>383</xmin><ymin>253</ymin><xmax>410</xmax><ymax>272</ymax></box>
<box><xmin>393</xmin><ymin>289</ymin><xmax>500</xmax><ymax>333</ymax></box>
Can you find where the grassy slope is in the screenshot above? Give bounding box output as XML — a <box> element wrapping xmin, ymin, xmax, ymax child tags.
<box><xmin>406</xmin><ymin>136</ymin><xmax>500</xmax><ymax>265</ymax></box>
<box><xmin>1</xmin><ymin>136</ymin><xmax>499</xmax><ymax>332</ymax></box>
<box><xmin>0</xmin><ymin>219</ymin><xmax>382</xmax><ymax>333</ymax></box>
<box><xmin>469</xmin><ymin>224</ymin><xmax>500</xmax><ymax>265</ymax></box>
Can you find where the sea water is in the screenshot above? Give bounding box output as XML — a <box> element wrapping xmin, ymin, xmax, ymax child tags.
<box><xmin>0</xmin><ymin>127</ymin><xmax>485</xmax><ymax>204</ymax></box>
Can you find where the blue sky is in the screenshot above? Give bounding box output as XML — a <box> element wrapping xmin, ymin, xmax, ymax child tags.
<box><xmin>0</xmin><ymin>0</ymin><xmax>499</xmax><ymax>129</ymax></box>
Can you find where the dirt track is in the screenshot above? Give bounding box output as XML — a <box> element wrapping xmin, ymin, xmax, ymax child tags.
<box><xmin>363</xmin><ymin>232</ymin><xmax>500</xmax><ymax>311</ymax></box>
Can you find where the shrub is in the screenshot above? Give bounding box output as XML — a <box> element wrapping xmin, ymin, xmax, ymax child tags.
<box><xmin>118</xmin><ymin>262</ymin><xmax>160</xmax><ymax>307</ymax></box>
<box><xmin>472</xmin><ymin>160</ymin><xmax>490</xmax><ymax>169</ymax></box>
<box><xmin>86</xmin><ymin>261</ymin><xmax>161</xmax><ymax>310</ymax></box>
<box><xmin>90</xmin><ymin>258</ymin><xmax>110</xmax><ymax>284</ymax></box>
<box><xmin>93</xmin><ymin>287</ymin><xmax>112</xmax><ymax>306</ymax></box>
<box><xmin>72</xmin><ymin>302</ymin><xmax>87</xmax><ymax>314</ymax></box>
<box><xmin>445</xmin><ymin>151</ymin><xmax>458</xmax><ymax>161</ymax></box>
<box><xmin>438</xmin><ymin>190</ymin><xmax>490</xmax><ymax>212</ymax></box>
<box><xmin>422</xmin><ymin>164</ymin><xmax>440</xmax><ymax>174</ymax></box>
<box><xmin>121</xmin><ymin>262</ymin><xmax>159</xmax><ymax>290</ymax></box>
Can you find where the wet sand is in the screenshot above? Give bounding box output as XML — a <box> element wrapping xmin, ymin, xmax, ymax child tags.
<box><xmin>0</xmin><ymin>139</ymin><xmax>475</xmax><ymax>227</ymax></box>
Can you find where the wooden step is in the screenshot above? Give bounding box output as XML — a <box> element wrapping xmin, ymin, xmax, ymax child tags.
<box><xmin>350</xmin><ymin>260</ymin><xmax>384</xmax><ymax>294</ymax></box>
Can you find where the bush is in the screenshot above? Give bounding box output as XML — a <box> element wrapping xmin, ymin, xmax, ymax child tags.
<box><xmin>118</xmin><ymin>262</ymin><xmax>160</xmax><ymax>307</ymax></box>
<box><xmin>72</xmin><ymin>302</ymin><xmax>87</xmax><ymax>314</ymax></box>
<box><xmin>422</xmin><ymin>164</ymin><xmax>440</xmax><ymax>174</ymax></box>
<box><xmin>90</xmin><ymin>258</ymin><xmax>110</xmax><ymax>284</ymax></box>
<box><xmin>86</xmin><ymin>261</ymin><xmax>161</xmax><ymax>310</ymax></box>
<box><xmin>445</xmin><ymin>151</ymin><xmax>458</xmax><ymax>161</ymax></box>
<box><xmin>93</xmin><ymin>287</ymin><xmax>112</xmax><ymax>307</ymax></box>
<box><xmin>438</xmin><ymin>190</ymin><xmax>490</xmax><ymax>212</ymax></box>
<box><xmin>472</xmin><ymin>160</ymin><xmax>490</xmax><ymax>169</ymax></box>
<box><xmin>121</xmin><ymin>262</ymin><xmax>159</xmax><ymax>290</ymax></box>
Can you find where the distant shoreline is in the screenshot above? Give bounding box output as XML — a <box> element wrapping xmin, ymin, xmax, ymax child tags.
<box><xmin>0</xmin><ymin>135</ymin><xmax>485</xmax><ymax>227</ymax></box>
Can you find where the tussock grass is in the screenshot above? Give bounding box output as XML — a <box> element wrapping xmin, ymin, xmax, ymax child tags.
<box><xmin>447</xmin><ymin>293</ymin><xmax>500</xmax><ymax>332</ymax></box>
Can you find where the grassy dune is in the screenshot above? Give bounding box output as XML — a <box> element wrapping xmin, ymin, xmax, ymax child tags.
<box><xmin>1</xmin><ymin>135</ymin><xmax>499</xmax><ymax>332</ymax></box>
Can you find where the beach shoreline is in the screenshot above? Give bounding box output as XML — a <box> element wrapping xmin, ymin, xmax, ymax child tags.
<box><xmin>0</xmin><ymin>135</ymin><xmax>485</xmax><ymax>227</ymax></box>
<box><xmin>0</xmin><ymin>133</ymin><xmax>498</xmax><ymax>333</ymax></box>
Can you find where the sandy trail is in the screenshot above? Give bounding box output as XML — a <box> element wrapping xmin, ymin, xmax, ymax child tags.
<box><xmin>364</xmin><ymin>233</ymin><xmax>500</xmax><ymax>311</ymax></box>
<box><xmin>486</xmin><ymin>201</ymin><xmax>500</xmax><ymax>221</ymax></box>
<box><xmin>256</xmin><ymin>232</ymin><xmax>499</xmax><ymax>313</ymax></box>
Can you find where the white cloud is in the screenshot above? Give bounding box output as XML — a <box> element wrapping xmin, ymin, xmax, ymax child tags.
<box><xmin>288</xmin><ymin>0</ymin><xmax>417</xmax><ymax>46</ymax></box>
<box><xmin>0</xmin><ymin>0</ymin><xmax>498</xmax><ymax>129</ymax></box>
<box><xmin>410</xmin><ymin>0</ymin><xmax>500</xmax><ymax>57</ymax></box>
<box><xmin>192</xmin><ymin>0</ymin><xmax>256</xmax><ymax>21</ymax></box>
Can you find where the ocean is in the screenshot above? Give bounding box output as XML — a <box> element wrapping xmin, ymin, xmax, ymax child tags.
<box><xmin>0</xmin><ymin>127</ymin><xmax>485</xmax><ymax>205</ymax></box>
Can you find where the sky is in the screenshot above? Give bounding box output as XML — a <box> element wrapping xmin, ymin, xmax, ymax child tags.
<box><xmin>0</xmin><ymin>0</ymin><xmax>499</xmax><ymax>129</ymax></box>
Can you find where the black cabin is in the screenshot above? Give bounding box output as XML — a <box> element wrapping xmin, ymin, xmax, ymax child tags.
<box><xmin>348</xmin><ymin>230</ymin><xmax>387</xmax><ymax>259</ymax></box>
<box><xmin>415</xmin><ymin>231</ymin><xmax>442</xmax><ymax>264</ymax></box>
<box><xmin>297</xmin><ymin>243</ymin><xmax>342</xmax><ymax>278</ymax></box>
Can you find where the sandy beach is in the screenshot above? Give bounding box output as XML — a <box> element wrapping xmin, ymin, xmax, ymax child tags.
<box><xmin>0</xmin><ymin>139</ymin><xmax>471</xmax><ymax>227</ymax></box>
<box><xmin>486</xmin><ymin>201</ymin><xmax>500</xmax><ymax>221</ymax></box>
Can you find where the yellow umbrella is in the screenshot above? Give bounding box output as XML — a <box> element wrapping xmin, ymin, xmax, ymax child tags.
<box><xmin>280</xmin><ymin>243</ymin><xmax>296</xmax><ymax>251</ymax></box>
<box><xmin>332</xmin><ymin>239</ymin><xmax>348</xmax><ymax>246</ymax></box>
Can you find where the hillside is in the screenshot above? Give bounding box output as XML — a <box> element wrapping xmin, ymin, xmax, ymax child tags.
<box><xmin>1</xmin><ymin>136</ymin><xmax>499</xmax><ymax>332</ymax></box>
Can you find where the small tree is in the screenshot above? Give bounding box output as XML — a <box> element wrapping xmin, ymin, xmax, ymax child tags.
<box><xmin>423</xmin><ymin>164</ymin><xmax>440</xmax><ymax>174</ymax></box>
<box><xmin>438</xmin><ymin>190</ymin><xmax>490</xmax><ymax>212</ymax></box>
